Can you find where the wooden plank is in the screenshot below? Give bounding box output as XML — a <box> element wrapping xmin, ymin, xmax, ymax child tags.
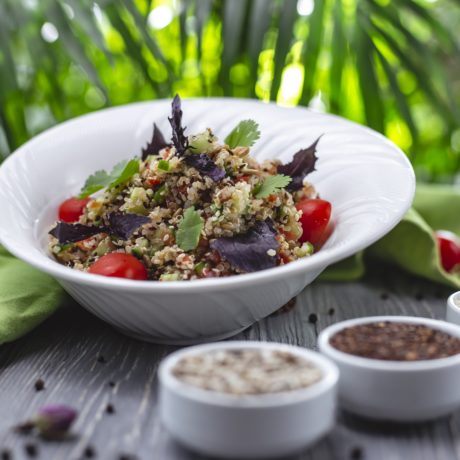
<box><xmin>0</xmin><ymin>264</ymin><xmax>457</xmax><ymax>460</ymax></box>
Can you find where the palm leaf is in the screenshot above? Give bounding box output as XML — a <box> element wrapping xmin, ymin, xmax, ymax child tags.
<box><xmin>299</xmin><ymin>0</ymin><xmax>328</xmax><ymax>105</ymax></box>
<box><xmin>367</xmin><ymin>0</ymin><xmax>459</xmax><ymax>122</ymax></box>
<box><xmin>396</xmin><ymin>0</ymin><xmax>460</xmax><ymax>57</ymax></box>
<box><xmin>46</xmin><ymin>2</ymin><xmax>108</xmax><ymax>101</ymax></box>
<box><xmin>177</xmin><ymin>0</ymin><xmax>189</xmax><ymax>63</ymax></box>
<box><xmin>270</xmin><ymin>0</ymin><xmax>298</xmax><ymax>101</ymax></box>
<box><xmin>374</xmin><ymin>45</ymin><xmax>418</xmax><ymax>148</ymax></box>
<box><xmin>68</xmin><ymin>0</ymin><xmax>113</xmax><ymax>64</ymax></box>
<box><xmin>329</xmin><ymin>0</ymin><xmax>346</xmax><ymax>114</ymax></box>
<box><xmin>104</xmin><ymin>4</ymin><xmax>161</xmax><ymax>95</ymax></box>
<box><xmin>369</xmin><ymin>18</ymin><xmax>455</xmax><ymax>127</ymax></box>
<box><xmin>355</xmin><ymin>9</ymin><xmax>385</xmax><ymax>133</ymax></box>
<box><xmin>1</xmin><ymin>0</ymin><xmax>459</xmax><ymax>177</ymax></box>
<box><xmin>220</xmin><ymin>0</ymin><xmax>248</xmax><ymax>95</ymax></box>
<box><xmin>122</xmin><ymin>0</ymin><xmax>174</xmax><ymax>80</ymax></box>
<box><xmin>247</xmin><ymin>0</ymin><xmax>273</xmax><ymax>91</ymax></box>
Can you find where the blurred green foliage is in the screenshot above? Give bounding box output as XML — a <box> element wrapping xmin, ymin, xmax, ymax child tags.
<box><xmin>1</xmin><ymin>0</ymin><xmax>460</xmax><ymax>180</ymax></box>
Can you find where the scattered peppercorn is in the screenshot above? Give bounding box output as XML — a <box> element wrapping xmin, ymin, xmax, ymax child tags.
<box><xmin>84</xmin><ymin>446</ymin><xmax>96</xmax><ymax>458</ymax></box>
<box><xmin>34</xmin><ymin>379</ymin><xmax>45</xmax><ymax>392</ymax></box>
<box><xmin>328</xmin><ymin>308</ymin><xmax>335</xmax><ymax>315</ymax></box>
<box><xmin>415</xmin><ymin>292</ymin><xmax>424</xmax><ymax>301</ymax></box>
<box><xmin>24</xmin><ymin>443</ymin><xmax>37</xmax><ymax>458</ymax></box>
<box><xmin>380</xmin><ymin>293</ymin><xmax>389</xmax><ymax>300</ymax></box>
<box><xmin>97</xmin><ymin>355</ymin><xmax>106</xmax><ymax>364</ymax></box>
<box><xmin>119</xmin><ymin>455</ymin><xmax>137</xmax><ymax>460</ymax></box>
<box><xmin>108</xmin><ymin>381</ymin><xmax>116</xmax><ymax>387</ymax></box>
<box><xmin>350</xmin><ymin>446</ymin><xmax>364</xmax><ymax>459</ymax></box>
<box><xmin>106</xmin><ymin>403</ymin><xmax>115</xmax><ymax>414</ymax></box>
<box><xmin>331</xmin><ymin>322</ymin><xmax>460</xmax><ymax>361</ymax></box>
<box><xmin>1</xmin><ymin>449</ymin><xmax>11</xmax><ymax>460</ymax></box>
<box><xmin>308</xmin><ymin>313</ymin><xmax>318</xmax><ymax>324</ymax></box>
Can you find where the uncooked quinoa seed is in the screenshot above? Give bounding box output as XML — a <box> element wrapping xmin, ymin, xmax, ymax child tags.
<box><xmin>172</xmin><ymin>349</ymin><xmax>323</xmax><ymax>395</ymax></box>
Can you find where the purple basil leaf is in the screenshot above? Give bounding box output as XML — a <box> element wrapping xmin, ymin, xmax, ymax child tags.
<box><xmin>107</xmin><ymin>212</ymin><xmax>150</xmax><ymax>240</ymax></box>
<box><xmin>141</xmin><ymin>123</ymin><xmax>170</xmax><ymax>160</ymax></box>
<box><xmin>210</xmin><ymin>220</ymin><xmax>279</xmax><ymax>273</ymax></box>
<box><xmin>49</xmin><ymin>222</ymin><xmax>105</xmax><ymax>244</ymax></box>
<box><xmin>185</xmin><ymin>154</ymin><xmax>226</xmax><ymax>181</ymax></box>
<box><xmin>168</xmin><ymin>94</ymin><xmax>188</xmax><ymax>156</ymax></box>
<box><xmin>277</xmin><ymin>136</ymin><xmax>321</xmax><ymax>192</ymax></box>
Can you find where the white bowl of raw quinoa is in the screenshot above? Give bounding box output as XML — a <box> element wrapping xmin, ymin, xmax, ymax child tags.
<box><xmin>0</xmin><ymin>97</ymin><xmax>415</xmax><ymax>343</ymax></box>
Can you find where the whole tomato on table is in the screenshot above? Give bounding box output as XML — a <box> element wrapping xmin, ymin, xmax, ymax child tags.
<box><xmin>435</xmin><ymin>230</ymin><xmax>460</xmax><ymax>273</ymax></box>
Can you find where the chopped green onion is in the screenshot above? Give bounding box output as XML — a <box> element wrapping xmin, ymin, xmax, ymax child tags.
<box><xmin>158</xmin><ymin>160</ymin><xmax>170</xmax><ymax>171</ymax></box>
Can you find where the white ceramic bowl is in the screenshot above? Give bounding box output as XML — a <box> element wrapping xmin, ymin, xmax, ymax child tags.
<box><xmin>318</xmin><ymin>315</ymin><xmax>460</xmax><ymax>422</ymax></box>
<box><xmin>0</xmin><ymin>98</ymin><xmax>415</xmax><ymax>344</ymax></box>
<box><xmin>158</xmin><ymin>341</ymin><xmax>339</xmax><ymax>458</ymax></box>
<box><xmin>446</xmin><ymin>291</ymin><xmax>460</xmax><ymax>326</ymax></box>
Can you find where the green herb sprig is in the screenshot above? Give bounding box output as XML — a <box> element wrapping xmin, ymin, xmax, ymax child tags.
<box><xmin>176</xmin><ymin>207</ymin><xmax>204</xmax><ymax>251</ymax></box>
<box><xmin>254</xmin><ymin>174</ymin><xmax>292</xmax><ymax>198</ymax></box>
<box><xmin>79</xmin><ymin>159</ymin><xmax>139</xmax><ymax>198</ymax></box>
<box><xmin>224</xmin><ymin>120</ymin><xmax>260</xmax><ymax>149</ymax></box>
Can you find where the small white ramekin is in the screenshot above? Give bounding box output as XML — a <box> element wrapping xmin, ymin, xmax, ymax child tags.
<box><xmin>158</xmin><ymin>341</ymin><xmax>339</xmax><ymax>459</ymax></box>
<box><xmin>446</xmin><ymin>291</ymin><xmax>460</xmax><ymax>326</ymax></box>
<box><xmin>318</xmin><ymin>316</ymin><xmax>460</xmax><ymax>422</ymax></box>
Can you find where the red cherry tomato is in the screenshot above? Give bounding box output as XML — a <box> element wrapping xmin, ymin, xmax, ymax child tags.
<box><xmin>58</xmin><ymin>197</ymin><xmax>90</xmax><ymax>223</ymax></box>
<box><xmin>89</xmin><ymin>253</ymin><xmax>148</xmax><ymax>280</ymax></box>
<box><xmin>435</xmin><ymin>230</ymin><xmax>460</xmax><ymax>272</ymax></box>
<box><xmin>296</xmin><ymin>199</ymin><xmax>332</xmax><ymax>245</ymax></box>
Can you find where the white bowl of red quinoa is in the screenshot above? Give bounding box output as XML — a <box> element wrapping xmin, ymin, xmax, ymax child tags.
<box><xmin>0</xmin><ymin>97</ymin><xmax>415</xmax><ymax>343</ymax></box>
<box><xmin>318</xmin><ymin>315</ymin><xmax>460</xmax><ymax>421</ymax></box>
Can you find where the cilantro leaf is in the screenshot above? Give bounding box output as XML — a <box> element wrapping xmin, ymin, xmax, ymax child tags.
<box><xmin>224</xmin><ymin>120</ymin><xmax>260</xmax><ymax>148</ymax></box>
<box><xmin>254</xmin><ymin>174</ymin><xmax>292</xmax><ymax>198</ymax></box>
<box><xmin>79</xmin><ymin>170</ymin><xmax>112</xmax><ymax>198</ymax></box>
<box><xmin>78</xmin><ymin>159</ymin><xmax>139</xmax><ymax>198</ymax></box>
<box><xmin>176</xmin><ymin>207</ymin><xmax>204</xmax><ymax>251</ymax></box>
<box><xmin>109</xmin><ymin>160</ymin><xmax>139</xmax><ymax>189</ymax></box>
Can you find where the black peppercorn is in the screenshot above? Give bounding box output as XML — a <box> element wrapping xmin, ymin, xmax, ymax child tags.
<box><xmin>308</xmin><ymin>313</ymin><xmax>318</xmax><ymax>324</ymax></box>
<box><xmin>34</xmin><ymin>379</ymin><xmax>45</xmax><ymax>391</ymax></box>
<box><xmin>24</xmin><ymin>443</ymin><xmax>37</xmax><ymax>458</ymax></box>
<box><xmin>106</xmin><ymin>403</ymin><xmax>115</xmax><ymax>414</ymax></box>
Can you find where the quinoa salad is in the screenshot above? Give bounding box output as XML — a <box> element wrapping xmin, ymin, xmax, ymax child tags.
<box><xmin>49</xmin><ymin>95</ymin><xmax>332</xmax><ymax>281</ymax></box>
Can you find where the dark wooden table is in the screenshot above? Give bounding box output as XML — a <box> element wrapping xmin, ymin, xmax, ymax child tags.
<box><xmin>1</xmin><ymin>265</ymin><xmax>459</xmax><ymax>460</ymax></box>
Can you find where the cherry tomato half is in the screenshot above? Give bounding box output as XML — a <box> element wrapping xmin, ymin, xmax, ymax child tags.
<box><xmin>296</xmin><ymin>199</ymin><xmax>332</xmax><ymax>245</ymax></box>
<box><xmin>89</xmin><ymin>253</ymin><xmax>148</xmax><ymax>280</ymax></box>
<box><xmin>435</xmin><ymin>230</ymin><xmax>460</xmax><ymax>272</ymax></box>
<box><xmin>58</xmin><ymin>197</ymin><xmax>90</xmax><ymax>223</ymax></box>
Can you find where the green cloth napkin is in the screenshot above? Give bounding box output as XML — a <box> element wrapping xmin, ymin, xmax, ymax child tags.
<box><xmin>322</xmin><ymin>184</ymin><xmax>460</xmax><ymax>288</ymax></box>
<box><xmin>0</xmin><ymin>247</ymin><xmax>63</xmax><ymax>345</ymax></box>
<box><xmin>1</xmin><ymin>183</ymin><xmax>460</xmax><ymax>345</ymax></box>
